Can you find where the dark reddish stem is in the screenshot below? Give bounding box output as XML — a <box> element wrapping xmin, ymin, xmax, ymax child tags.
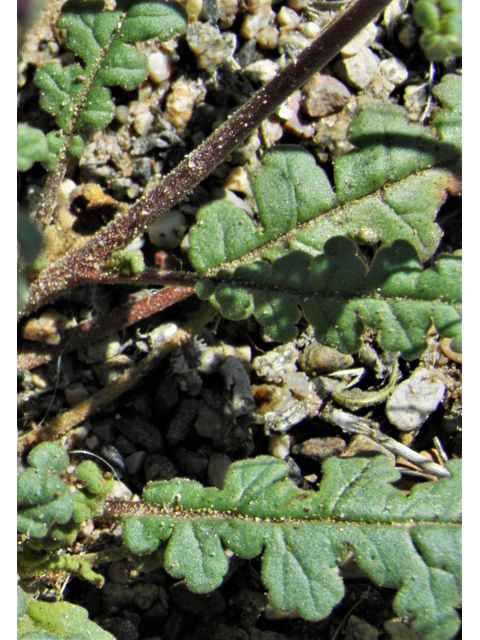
<box><xmin>18</xmin><ymin>285</ymin><xmax>194</xmax><ymax>370</ymax></box>
<box><xmin>20</xmin><ymin>0</ymin><xmax>391</xmax><ymax>318</ymax></box>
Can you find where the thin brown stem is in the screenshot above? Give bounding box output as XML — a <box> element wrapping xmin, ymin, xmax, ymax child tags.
<box><xmin>17</xmin><ymin>303</ymin><xmax>218</xmax><ymax>456</ymax></box>
<box><xmin>20</xmin><ymin>0</ymin><xmax>392</xmax><ymax>318</ymax></box>
<box><xmin>18</xmin><ymin>284</ymin><xmax>194</xmax><ymax>371</ymax></box>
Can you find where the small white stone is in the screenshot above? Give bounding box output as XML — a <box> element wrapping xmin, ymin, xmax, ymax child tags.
<box><xmin>300</xmin><ymin>21</ymin><xmax>321</xmax><ymax>39</ymax></box>
<box><xmin>108</xmin><ymin>481</ymin><xmax>133</xmax><ymax>501</ymax></box>
<box><xmin>379</xmin><ymin>58</ymin><xmax>409</xmax><ymax>86</ymax></box>
<box><xmin>244</xmin><ymin>59</ymin><xmax>280</xmax><ymax>84</ymax></box>
<box><xmin>277</xmin><ymin>6</ymin><xmax>300</xmax><ymax>29</ymax></box>
<box><xmin>148</xmin><ymin>51</ymin><xmax>173</xmax><ymax>83</ymax></box>
<box><xmin>58</xmin><ymin>179</ymin><xmax>77</xmax><ymax>203</ymax></box>
<box><xmin>341</xmin><ymin>22</ymin><xmax>378</xmax><ymax>57</ymax></box>
<box><xmin>386</xmin><ymin>368</ymin><xmax>446</xmax><ymax>431</ymax></box>
<box><xmin>268</xmin><ymin>433</ymin><xmax>291</xmax><ymax>460</ymax></box>
<box><xmin>133</xmin><ymin>112</ymin><xmax>154</xmax><ymax>137</ymax></box>
<box><xmin>147</xmin><ymin>209</ymin><xmax>187</xmax><ymax>249</ymax></box>
<box><xmin>334</xmin><ymin>47</ymin><xmax>381</xmax><ymax>90</ymax></box>
<box><xmin>115</xmin><ymin>105</ymin><xmax>130</xmax><ymax>124</ymax></box>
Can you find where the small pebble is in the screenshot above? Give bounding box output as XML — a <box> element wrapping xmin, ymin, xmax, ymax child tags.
<box><xmin>256</xmin><ymin>25</ymin><xmax>279</xmax><ymax>50</ymax></box>
<box><xmin>207</xmin><ymin>453</ymin><xmax>232</xmax><ymax>489</ymax></box>
<box><xmin>148</xmin><ymin>50</ymin><xmax>173</xmax><ymax>83</ymax></box>
<box><xmin>299</xmin><ymin>342</ymin><xmax>354</xmax><ymax>375</ymax></box>
<box><xmin>164</xmin><ymin>78</ymin><xmax>200</xmax><ymax>136</ymax></box>
<box><xmin>282</xmin><ymin>372</ymin><xmax>311</xmax><ymax>399</ymax></box>
<box><xmin>333</xmin><ymin>47</ymin><xmax>381</xmax><ymax>89</ymax></box>
<box><xmin>115</xmin><ymin>105</ymin><xmax>130</xmax><ymax>124</ymax></box>
<box><xmin>379</xmin><ymin>58</ymin><xmax>409</xmax><ymax>86</ymax></box>
<box><xmin>77</xmin><ymin>333</ymin><xmax>121</xmax><ymax>365</ymax></box>
<box><xmin>124</xmin><ymin>451</ymin><xmax>146</xmax><ymax>475</ymax></box>
<box><xmin>133</xmin><ymin>112</ymin><xmax>154</xmax><ymax>137</ymax></box>
<box><xmin>292</xmin><ymin>437</ymin><xmax>346</xmax><ymax>462</ymax></box>
<box><xmin>64</xmin><ymin>382</ymin><xmax>89</xmax><ymax>407</ymax></box>
<box><xmin>386</xmin><ymin>368</ymin><xmax>446</xmax><ymax>431</ymax></box>
<box><xmin>268</xmin><ymin>433</ymin><xmax>291</xmax><ymax>459</ymax></box>
<box><xmin>187</xmin><ymin>22</ymin><xmax>232</xmax><ymax>73</ymax></box>
<box><xmin>195</xmin><ymin>405</ymin><xmax>229</xmax><ymax>442</ymax></box>
<box><xmin>147</xmin><ymin>209</ymin><xmax>187</xmax><ymax>249</ymax></box>
<box><xmin>301</xmin><ymin>73</ymin><xmax>351</xmax><ymax>118</ymax></box>
<box><xmin>244</xmin><ymin>59</ymin><xmax>280</xmax><ymax>84</ymax></box>
<box><xmin>277</xmin><ymin>6</ymin><xmax>300</xmax><ymax>29</ymax></box>
<box><xmin>22</xmin><ymin>310</ymin><xmax>69</xmax><ymax>345</ymax></box>
<box><xmin>220</xmin><ymin>356</ymin><xmax>256</xmax><ymax>418</ymax></box>
<box><xmin>166</xmin><ymin>398</ymin><xmax>199</xmax><ymax>445</ymax></box>
<box><xmin>132</xmin><ymin>583</ymin><xmax>159</xmax><ymax>610</ymax></box>
<box><xmin>341</xmin><ymin>435</ymin><xmax>396</xmax><ymax>464</ymax></box>
<box><xmin>344</xmin><ymin>615</ymin><xmax>378</xmax><ymax>640</ymax></box>
<box><xmin>115</xmin><ymin>411</ymin><xmax>163</xmax><ymax>452</ymax></box>
<box><xmin>341</xmin><ymin>23</ymin><xmax>378</xmax><ymax>57</ymax></box>
<box><xmin>144</xmin><ymin>454</ymin><xmax>179</xmax><ymax>481</ymax></box>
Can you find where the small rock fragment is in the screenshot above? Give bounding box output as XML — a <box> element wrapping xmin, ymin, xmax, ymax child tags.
<box><xmin>268</xmin><ymin>433</ymin><xmax>291</xmax><ymax>459</ymax></box>
<box><xmin>220</xmin><ymin>356</ymin><xmax>256</xmax><ymax>418</ymax></box>
<box><xmin>164</xmin><ymin>78</ymin><xmax>200</xmax><ymax>136</ymax></box>
<box><xmin>187</xmin><ymin>22</ymin><xmax>232</xmax><ymax>73</ymax></box>
<box><xmin>133</xmin><ymin>112</ymin><xmax>154</xmax><ymax>137</ymax></box>
<box><xmin>115</xmin><ymin>411</ymin><xmax>164</xmax><ymax>451</ymax></box>
<box><xmin>344</xmin><ymin>615</ymin><xmax>379</xmax><ymax>640</ymax></box>
<box><xmin>379</xmin><ymin>58</ymin><xmax>408</xmax><ymax>86</ymax></box>
<box><xmin>292</xmin><ymin>437</ymin><xmax>346</xmax><ymax>463</ymax></box>
<box><xmin>341</xmin><ymin>23</ymin><xmax>378</xmax><ymax>57</ymax></box>
<box><xmin>77</xmin><ymin>333</ymin><xmax>121</xmax><ymax>365</ymax></box>
<box><xmin>341</xmin><ymin>435</ymin><xmax>396</xmax><ymax>464</ymax></box>
<box><xmin>64</xmin><ymin>382</ymin><xmax>89</xmax><ymax>407</ymax></box>
<box><xmin>132</xmin><ymin>583</ymin><xmax>159</xmax><ymax>610</ymax></box>
<box><xmin>147</xmin><ymin>209</ymin><xmax>187</xmax><ymax>249</ymax></box>
<box><xmin>144</xmin><ymin>454</ymin><xmax>178</xmax><ymax>481</ymax></box>
<box><xmin>22</xmin><ymin>310</ymin><xmax>69</xmax><ymax>345</ymax></box>
<box><xmin>124</xmin><ymin>451</ymin><xmax>146</xmax><ymax>475</ymax></box>
<box><xmin>207</xmin><ymin>453</ymin><xmax>232</xmax><ymax>489</ymax></box>
<box><xmin>244</xmin><ymin>59</ymin><xmax>280</xmax><ymax>84</ymax></box>
<box><xmin>334</xmin><ymin>47</ymin><xmax>381</xmax><ymax>89</ymax></box>
<box><xmin>301</xmin><ymin>73</ymin><xmax>351</xmax><ymax>118</ymax></box>
<box><xmin>148</xmin><ymin>50</ymin><xmax>173</xmax><ymax>83</ymax></box>
<box><xmin>386</xmin><ymin>368</ymin><xmax>446</xmax><ymax>431</ymax></box>
<box><xmin>299</xmin><ymin>342</ymin><xmax>354</xmax><ymax>375</ymax></box>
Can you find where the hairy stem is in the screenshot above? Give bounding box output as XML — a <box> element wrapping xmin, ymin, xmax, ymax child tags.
<box><xmin>18</xmin><ymin>284</ymin><xmax>194</xmax><ymax>370</ymax></box>
<box><xmin>21</xmin><ymin>0</ymin><xmax>392</xmax><ymax>318</ymax></box>
<box><xmin>17</xmin><ymin>303</ymin><xmax>218</xmax><ymax>455</ymax></box>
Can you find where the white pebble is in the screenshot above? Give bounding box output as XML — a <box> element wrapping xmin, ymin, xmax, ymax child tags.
<box><xmin>379</xmin><ymin>58</ymin><xmax>409</xmax><ymax>86</ymax></box>
<box><xmin>134</xmin><ymin>112</ymin><xmax>154</xmax><ymax>137</ymax></box>
<box><xmin>386</xmin><ymin>368</ymin><xmax>446</xmax><ymax>431</ymax></box>
<box><xmin>115</xmin><ymin>105</ymin><xmax>130</xmax><ymax>124</ymax></box>
<box><xmin>147</xmin><ymin>209</ymin><xmax>187</xmax><ymax>249</ymax></box>
<box><xmin>268</xmin><ymin>433</ymin><xmax>291</xmax><ymax>460</ymax></box>
<box><xmin>148</xmin><ymin>51</ymin><xmax>173</xmax><ymax>83</ymax></box>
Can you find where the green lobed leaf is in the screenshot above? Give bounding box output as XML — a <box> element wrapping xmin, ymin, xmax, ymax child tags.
<box><xmin>195</xmin><ymin>238</ymin><xmax>461</xmax><ymax>358</ymax></box>
<box><xmin>17</xmin><ymin>124</ymin><xmax>49</xmax><ymax>171</ymax></box>
<box><xmin>34</xmin><ymin>0</ymin><xmax>187</xmax><ymax>164</ymax></box>
<box><xmin>17</xmin><ymin>587</ymin><xmax>115</xmax><ymax>639</ymax></box>
<box><xmin>122</xmin><ymin>454</ymin><xmax>461</xmax><ymax>639</ymax></box>
<box><xmin>188</xmin><ymin>75</ymin><xmax>461</xmax><ymax>272</ymax></box>
<box><xmin>18</xmin><ymin>444</ymin><xmax>111</xmax><ymax>545</ymax></box>
<box><xmin>413</xmin><ymin>1</ymin><xmax>461</xmax><ymax>61</ymax></box>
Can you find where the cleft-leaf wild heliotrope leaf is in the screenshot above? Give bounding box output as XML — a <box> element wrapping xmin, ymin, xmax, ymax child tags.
<box><xmin>122</xmin><ymin>454</ymin><xmax>461</xmax><ymax>640</ymax></box>
<box><xmin>187</xmin><ymin>74</ymin><xmax>461</xmax><ymax>357</ymax></box>
<box><xmin>34</xmin><ymin>0</ymin><xmax>188</xmax><ymax>169</ymax></box>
